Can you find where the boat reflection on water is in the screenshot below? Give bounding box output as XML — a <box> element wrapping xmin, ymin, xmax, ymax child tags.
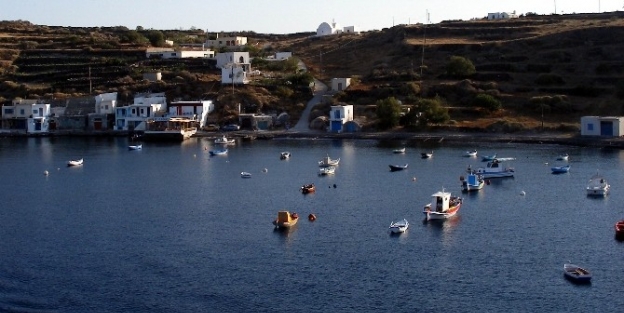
<box><xmin>273</xmin><ymin>224</ymin><xmax>298</xmax><ymax>246</ymax></box>
<box><xmin>423</xmin><ymin>215</ymin><xmax>461</xmax><ymax>247</ymax></box>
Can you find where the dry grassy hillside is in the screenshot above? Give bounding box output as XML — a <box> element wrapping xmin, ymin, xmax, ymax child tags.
<box><xmin>2</xmin><ymin>13</ymin><xmax>624</xmax><ymax>131</ymax></box>
<box><xmin>284</xmin><ymin>12</ymin><xmax>624</xmax><ymax>131</ymax></box>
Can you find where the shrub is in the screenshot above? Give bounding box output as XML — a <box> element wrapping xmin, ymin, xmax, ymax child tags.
<box><xmin>472</xmin><ymin>94</ymin><xmax>501</xmax><ymax>112</ymax></box>
<box><xmin>375</xmin><ymin>97</ymin><xmax>402</xmax><ymax>129</ymax></box>
<box><xmin>445</xmin><ymin>56</ymin><xmax>476</xmax><ymax>78</ymax></box>
<box><xmin>416</xmin><ymin>97</ymin><xmax>450</xmax><ymax>126</ymax></box>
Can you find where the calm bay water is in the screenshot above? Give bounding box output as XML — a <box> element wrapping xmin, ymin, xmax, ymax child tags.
<box><xmin>1</xmin><ymin>136</ymin><xmax>624</xmax><ymax>312</ymax></box>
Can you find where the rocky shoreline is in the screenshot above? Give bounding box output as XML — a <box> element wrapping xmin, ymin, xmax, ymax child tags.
<box><xmin>2</xmin><ymin>129</ymin><xmax>624</xmax><ymax>149</ymax></box>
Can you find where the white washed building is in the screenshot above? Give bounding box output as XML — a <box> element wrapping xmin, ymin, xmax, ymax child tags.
<box><xmin>221</xmin><ymin>63</ymin><xmax>249</xmax><ymax>85</ymax></box>
<box><xmin>205</xmin><ymin>35</ymin><xmax>247</xmax><ymax>49</ymax></box>
<box><xmin>114</xmin><ymin>93</ymin><xmax>167</xmax><ymax>131</ymax></box>
<box><xmin>168</xmin><ymin>100</ymin><xmax>214</xmax><ymax>128</ymax></box>
<box><xmin>216</xmin><ymin>52</ymin><xmax>250</xmax><ymax>68</ymax></box>
<box><xmin>331</xmin><ymin>78</ymin><xmax>351</xmax><ymax>91</ymax></box>
<box><xmin>328</xmin><ymin>104</ymin><xmax>354</xmax><ymax>133</ymax></box>
<box><xmin>2</xmin><ymin>99</ymin><xmax>51</xmax><ymax>134</ymax></box>
<box><xmin>581</xmin><ymin>116</ymin><xmax>624</xmax><ymax>137</ymax></box>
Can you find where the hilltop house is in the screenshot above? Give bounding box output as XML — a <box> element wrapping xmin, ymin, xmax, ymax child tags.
<box><xmin>487</xmin><ymin>11</ymin><xmax>519</xmax><ymax>20</ymax></box>
<box><xmin>205</xmin><ymin>35</ymin><xmax>247</xmax><ymax>49</ymax></box>
<box><xmin>316</xmin><ymin>21</ymin><xmax>359</xmax><ymax>36</ymax></box>
<box><xmin>221</xmin><ymin>63</ymin><xmax>250</xmax><ymax>85</ymax></box>
<box><xmin>331</xmin><ymin>78</ymin><xmax>351</xmax><ymax>92</ymax></box>
<box><xmin>146</xmin><ymin>47</ymin><xmax>215</xmax><ymax>59</ymax></box>
<box><xmin>216</xmin><ymin>52</ymin><xmax>250</xmax><ymax>68</ymax></box>
<box><xmin>328</xmin><ymin>104</ymin><xmax>354</xmax><ymax>133</ymax></box>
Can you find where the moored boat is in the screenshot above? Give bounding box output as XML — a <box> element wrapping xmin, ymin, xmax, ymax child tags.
<box><xmin>563</xmin><ymin>263</ymin><xmax>592</xmax><ymax>284</ymax></box>
<box><xmin>551</xmin><ymin>164</ymin><xmax>570</xmax><ymax>174</ymax></box>
<box><xmin>318</xmin><ymin>166</ymin><xmax>336</xmax><ymax>176</ymax></box>
<box><xmin>319</xmin><ymin>155</ymin><xmax>340</xmax><ymax>167</ymax></box>
<box><xmin>615</xmin><ymin>220</ymin><xmax>624</xmax><ymax>239</ymax></box>
<box><xmin>421</xmin><ymin>151</ymin><xmax>433</xmax><ymax>159</ymax></box>
<box><xmin>142</xmin><ymin>116</ymin><xmax>198</xmax><ymax>141</ymax></box>
<box><xmin>481</xmin><ymin>153</ymin><xmax>497</xmax><ymax>162</ymax></box>
<box><xmin>461</xmin><ymin>172</ymin><xmax>485</xmax><ymax>192</ymax></box>
<box><xmin>463</xmin><ymin>150</ymin><xmax>477</xmax><ymax>157</ymax></box>
<box><xmin>468</xmin><ymin>159</ymin><xmax>514</xmax><ymax>179</ymax></box>
<box><xmin>389</xmin><ymin>164</ymin><xmax>408</xmax><ymax>172</ymax></box>
<box><xmin>389</xmin><ymin>219</ymin><xmax>409</xmax><ymax>234</ymax></box>
<box><xmin>209</xmin><ymin>148</ymin><xmax>228</xmax><ymax>156</ymax></box>
<box><xmin>128</xmin><ymin>144</ymin><xmax>142</xmax><ymax>150</ymax></box>
<box><xmin>67</xmin><ymin>158</ymin><xmax>83</xmax><ymax>167</ymax></box>
<box><xmin>273</xmin><ymin>211</ymin><xmax>299</xmax><ymax>229</ymax></box>
<box><xmin>393</xmin><ymin>147</ymin><xmax>406</xmax><ymax>154</ymax></box>
<box><xmin>586</xmin><ymin>173</ymin><xmax>609</xmax><ymax>197</ymax></box>
<box><xmin>301</xmin><ymin>184</ymin><xmax>316</xmax><ymax>194</ymax></box>
<box><xmin>240</xmin><ymin>172</ymin><xmax>252</xmax><ymax>178</ymax></box>
<box><xmin>423</xmin><ymin>189</ymin><xmax>462</xmax><ymax>220</ymax></box>
<box><xmin>556</xmin><ymin>154</ymin><xmax>569</xmax><ymax>161</ymax></box>
<box><xmin>215</xmin><ymin>135</ymin><xmax>235</xmax><ymax>145</ymax></box>
<box><xmin>280</xmin><ymin>151</ymin><xmax>291</xmax><ymax>159</ymax></box>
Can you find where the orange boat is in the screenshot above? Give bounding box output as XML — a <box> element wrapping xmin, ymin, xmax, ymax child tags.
<box><xmin>615</xmin><ymin>220</ymin><xmax>624</xmax><ymax>238</ymax></box>
<box><xmin>273</xmin><ymin>211</ymin><xmax>299</xmax><ymax>229</ymax></box>
<box><xmin>301</xmin><ymin>184</ymin><xmax>315</xmax><ymax>194</ymax></box>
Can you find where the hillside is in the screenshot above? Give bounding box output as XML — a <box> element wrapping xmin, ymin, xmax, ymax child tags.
<box><xmin>2</xmin><ymin>13</ymin><xmax>624</xmax><ymax>131</ymax></box>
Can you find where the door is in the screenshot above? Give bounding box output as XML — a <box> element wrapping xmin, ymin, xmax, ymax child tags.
<box><xmin>600</xmin><ymin>121</ymin><xmax>613</xmax><ymax>136</ymax></box>
<box><xmin>94</xmin><ymin>118</ymin><xmax>102</xmax><ymax>130</ymax></box>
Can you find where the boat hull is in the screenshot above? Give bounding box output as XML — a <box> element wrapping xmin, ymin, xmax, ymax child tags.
<box><xmin>563</xmin><ymin>264</ymin><xmax>591</xmax><ymax>284</ymax></box>
<box><xmin>462</xmin><ymin>181</ymin><xmax>484</xmax><ymax>192</ymax></box>
<box><xmin>389</xmin><ymin>164</ymin><xmax>408</xmax><ymax>171</ymax></box>
<box><xmin>423</xmin><ymin>203</ymin><xmax>461</xmax><ymax>220</ymax></box>
<box><xmin>587</xmin><ymin>187</ymin><xmax>609</xmax><ymax>197</ymax></box>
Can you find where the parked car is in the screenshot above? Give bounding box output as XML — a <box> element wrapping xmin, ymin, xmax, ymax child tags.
<box><xmin>203</xmin><ymin>124</ymin><xmax>219</xmax><ymax>131</ymax></box>
<box><xmin>221</xmin><ymin>124</ymin><xmax>240</xmax><ymax>131</ymax></box>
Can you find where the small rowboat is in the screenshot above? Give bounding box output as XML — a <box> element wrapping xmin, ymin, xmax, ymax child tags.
<box><xmin>393</xmin><ymin>147</ymin><xmax>406</xmax><ymax>154</ymax></box>
<box><xmin>301</xmin><ymin>184</ymin><xmax>315</xmax><ymax>194</ymax></box>
<box><xmin>389</xmin><ymin>164</ymin><xmax>408</xmax><ymax>171</ymax></box>
<box><xmin>421</xmin><ymin>151</ymin><xmax>433</xmax><ymax>159</ymax></box>
<box><xmin>240</xmin><ymin>172</ymin><xmax>252</xmax><ymax>178</ymax></box>
<box><xmin>128</xmin><ymin>144</ymin><xmax>142</xmax><ymax>150</ymax></box>
<box><xmin>389</xmin><ymin>219</ymin><xmax>409</xmax><ymax>234</ymax></box>
<box><xmin>615</xmin><ymin>220</ymin><xmax>624</xmax><ymax>239</ymax></box>
<box><xmin>551</xmin><ymin>164</ymin><xmax>570</xmax><ymax>174</ymax></box>
<box><xmin>563</xmin><ymin>263</ymin><xmax>591</xmax><ymax>284</ymax></box>
<box><xmin>67</xmin><ymin>158</ymin><xmax>83</xmax><ymax>167</ymax></box>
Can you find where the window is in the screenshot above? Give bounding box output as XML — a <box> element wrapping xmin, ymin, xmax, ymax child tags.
<box><xmin>105</xmin><ymin>105</ymin><xmax>108</xmax><ymax>110</ymax></box>
<box><xmin>140</xmin><ymin>108</ymin><xmax>145</xmax><ymax>114</ymax></box>
<box><xmin>587</xmin><ymin>124</ymin><xmax>594</xmax><ymax>131</ymax></box>
<box><xmin>20</xmin><ymin>109</ymin><xmax>25</xmax><ymax>115</ymax></box>
<box><xmin>33</xmin><ymin>109</ymin><xmax>39</xmax><ymax>115</ymax></box>
<box><xmin>4</xmin><ymin>108</ymin><xmax>13</xmax><ymax>114</ymax></box>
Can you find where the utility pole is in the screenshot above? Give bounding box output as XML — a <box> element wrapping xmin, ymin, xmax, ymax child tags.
<box><xmin>554</xmin><ymin>0</ymin><xmax>557</xmax><ymax>14</ymax></box>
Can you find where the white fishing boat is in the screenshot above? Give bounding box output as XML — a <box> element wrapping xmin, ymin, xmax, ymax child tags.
<box><xmin>142</xmin><ymin>117</ymin><xmax>198</xmax><ymax>141</ymax></box>
<box><xmin>421</xmin><ymin>151</ymin><xmax>433</xmax><ymax>159</ymax></box>
<box><xmin>128</xmin><ymin>144</ymin><xmax>142</xmax><ymax>150</ymax></box>
<box><xmin>318</xmin><ymin>166</ymin><xmax>336</xmax><ymax>176</ymax></box>
<box><xmin>551</xmin><ymin>164</ymin><xmax>571</xmax><ymax>174</ymax></box>
<box><xmin>240</xmin><ymin>172</ymin><xmax>252</xmax><ymax>178</ymax></box>
<box><xmin>67</xmin><ymin>158</ymin><xmax>83</xmax><ymax>167</ymax></box>
<box><xmin>215</xmin><ymin>135</ymin><xmax>235</xmax><ymax>145</ymax></box>
<box><xmin>481</xmin><ymin>153</ymin><xmax>497</xmax><ymax>162</ymax></box>
<box><xmin>389</xmin><ymin>164</ymin><xmax>409</xmax><ymax>172</ymax></box>
<box><xmin>468</xmin><ymin>159</ymin><xmax>514</xmax><ymax>179</ymax></box>
<box><xmin>423</xmin><ymin>189</ymin><xmax>463</xmax><ymax>220</ymax></box>
<box><xmin>556</xmin><ymin>154</ymin><xmax>569</xmax><ymax>161</ymax></box>
<box><xmin>461</xmin><ymin>173</ymin><xmax>485</xmax><ymax>192</ymax></box>
<box><xmin>587</xmin><ymin>173</ymin><xmax>609</xmax><ymax>197</ymax></box>
<box><xmin>389</xmin><ymin>219</ymin><xmax>409</xmax><ymax>234</ymax></box>
<box><xmin>318</xmin><ymin>155</ymin><xmax>340</xmax><ymax>167</ymax></box>
<box><xmin>393</xmin><ymin>147</ymin><xmax>406</xmax><ymax>154</ymax></box>
<box><xmin>280</xmin><ymin>151</ymin><xmax>291</xmax><ymax>160</ymax></box>
<box><xmin>463</xmin><ymin>150</ymin><xmax>477</xmax><ymax>157</ymax></box>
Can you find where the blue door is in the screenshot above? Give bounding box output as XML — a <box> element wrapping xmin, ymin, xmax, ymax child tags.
<box><xmin>600</xmin><ymin>121</ymin><xmax>613</xmax><ymax>136</ymax></box>
<box><xmin>331</xmin><ymin>121</ymin><xmax>342</xmax><ymax>132</ymax></box>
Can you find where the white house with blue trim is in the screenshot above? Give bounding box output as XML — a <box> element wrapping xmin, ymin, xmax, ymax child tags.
<box><xmin>328</xmin><ymin>104</ymin><xmax>354</xmax><ymax>133</ymax></box>
<box><xmin>581</xmin><ymin>116</ymin><xmax>624</xmax><ymax>137</ymax></box>
<box><xmin>114</xmin><ymin>93</ymin><xmax>167</xmax><ymax>131</ymax></box>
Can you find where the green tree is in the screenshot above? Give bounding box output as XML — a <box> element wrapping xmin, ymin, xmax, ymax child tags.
<box><xmin>417</xmin><ymin>97</ymin><xmax>450</xmax><ymax>126</ymax></box>
<box><xmin>376</xmin><ymin>97</ymin><xmax>402</xmax><ymax>130</ymax></box>
<box><xmin>472</xmin><ymin>93</ymin><xmax>501</xmax><ymax>112</ymax></box>
<box><xmin>445</xmin><ymin>55</ymin><xmax>476</xmax><ymax>78</ymax></box>
<box><xmin>145</xmin><ymin>30</ymin><xmax>165</xmax><ymax>47</ymax></box>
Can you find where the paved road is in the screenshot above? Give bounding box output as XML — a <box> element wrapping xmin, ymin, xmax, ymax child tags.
<box><xmin>289</xmin><ymin>60</ymin><xmax>328</xmax><ymax>132</ymax></box>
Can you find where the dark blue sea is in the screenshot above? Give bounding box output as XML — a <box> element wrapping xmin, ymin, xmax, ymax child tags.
<box><xmin>1</xmin><ymin>136</ymin><xmax>623</xmax><ymax>312</ymax></box>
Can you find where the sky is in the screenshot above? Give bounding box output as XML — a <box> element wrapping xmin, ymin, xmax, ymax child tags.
<box><xmin>2</xmin><ymin>0</ymin><xmax>623</xmax><ymax>34</ymax></box>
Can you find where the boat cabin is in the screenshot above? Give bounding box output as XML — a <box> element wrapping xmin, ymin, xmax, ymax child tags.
<box><xmin>467</xmin><ymin>174</ymin><xmax>479</xmax><ymax>186</ymax></box>
<box><xmin>431</xmin><ymin>191</ymin><xmax>451</xmax><ymax>213</ymax></box>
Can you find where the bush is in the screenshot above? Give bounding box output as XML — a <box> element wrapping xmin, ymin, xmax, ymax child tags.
<box><xmin>415</xmin><ymin>97</ymin><xmax>450</xmax><ymax>126</ymax></box>
<box><xmin>375</xmin><ymin>97</ymin><xmax>402</xmax><ymax>130</ymax></box>
<box><xmin>472</xmin><ymin>94</ymin><xmax>501</xmax><ymax>112</ymax></box>
<box><xmin>445</xmin><ymin>56</ymin><xmax>476</xmax><ymax>78</ymax></box>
